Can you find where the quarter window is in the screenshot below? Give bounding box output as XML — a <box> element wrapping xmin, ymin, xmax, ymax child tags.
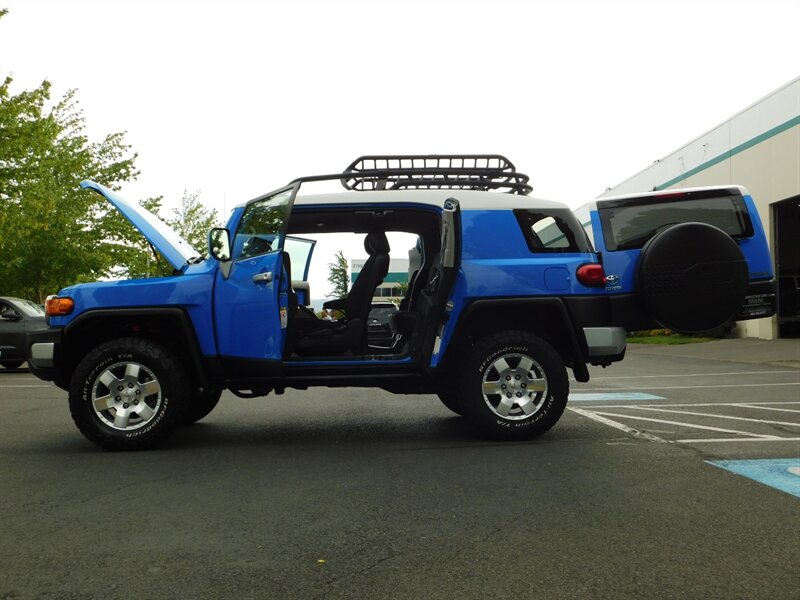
<box><xmin>514</xmin><ymin>210</ymin><xmax>591</xmax><ymax>253</ymax></box>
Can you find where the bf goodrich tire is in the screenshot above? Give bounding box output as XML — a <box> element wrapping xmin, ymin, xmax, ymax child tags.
<box><xmin>458</xmin><ymin>331</ymin><xmax>568</xmax><ymax>440</ymax></box>
<box><xmin>68</xmin><ymin>338</ymin><xmax>191</xmax><ymax>450</ymax></box>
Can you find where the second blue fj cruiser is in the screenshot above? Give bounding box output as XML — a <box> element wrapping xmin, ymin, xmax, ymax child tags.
<box><xmin>26</xmin><ymin>155</ymin><xmax>776</xmax><ymax>450</ymax></box>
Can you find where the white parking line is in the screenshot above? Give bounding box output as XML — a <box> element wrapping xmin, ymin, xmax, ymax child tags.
<box><xmin>588</xmin><ymin>370</ymin><xmax>798</xmax><ymax>380</ymax></box>
<box><xmin>736</xmin><ymin>404</ymin><xmax>800</xmax><ymax>414</ymax></box>
<box><xmin>613</xmin><ymin>405</ymin><xmax>800</xmax><ymax>427</ymax></box>
<box><xmin>0</xmin><ymin>385</ymin><xmax>51</xmax><ymax>388</ymax></box>
<box><xmin>587</xmin><ymin>410</ymin><xmax>778</xmax><ymax>438</ymax></box>
<box><xmin>567</xmin><ymin>407</ymin><xmax>668</xmax><ymax>443</ymax></box>
<box><xmin>678</xmin><ymin>437</ymin><xmax>800</xmax><ymax>444</ymax></box>
<box><xmin>591</xmin><ymin>401</ymin><xmax>800</xmax><ymax>409</ymax></box>
<box><xmin>576</xmin><ymin>383</ymin><xmax>800</xmax><ymax>391</ymax></box>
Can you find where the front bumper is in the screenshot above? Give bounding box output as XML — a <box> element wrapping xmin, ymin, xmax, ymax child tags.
<box><xmin>26</xmin><ymin>327</ymin><xmax>63</xmax><ymax>384</ymax></box>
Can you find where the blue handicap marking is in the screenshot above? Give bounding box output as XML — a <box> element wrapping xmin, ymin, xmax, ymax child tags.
<box><xmin>707</xmin><ymin>459</ymin><xmax>800</xmax><ymax>498</ymax></box>
<box><xmin>568</xmin><ymin>392</ymin><xmax>665</xmax><ymax>401</ymax></box>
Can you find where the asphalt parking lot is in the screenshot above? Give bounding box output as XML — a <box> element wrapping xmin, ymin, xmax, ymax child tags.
<box><xmin>1</xmin><ymin>339</ymin><xmax>798</xmax><ymax>600</ymax></box>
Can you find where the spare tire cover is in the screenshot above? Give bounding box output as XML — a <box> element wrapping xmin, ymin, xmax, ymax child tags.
<box><xmin>637</xmin><ymin>222</ymin><xmax>748</xmax><ymax>333</ymax></box>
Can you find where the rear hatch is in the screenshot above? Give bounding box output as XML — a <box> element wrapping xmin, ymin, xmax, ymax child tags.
<box><xmin>581</xmin><ymin>186</ymin><xmax>775</xmax><ymax>333</ymax></box>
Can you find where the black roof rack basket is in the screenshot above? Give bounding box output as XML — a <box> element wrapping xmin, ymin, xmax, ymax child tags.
<box><xmin>340</xmin><ymin>155</ymin><xmax>532</xmax><ymax>195</ymax></box>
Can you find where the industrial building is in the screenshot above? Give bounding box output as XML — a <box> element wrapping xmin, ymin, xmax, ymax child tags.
<box><xmin>351</xmin><ymin>258</ymin><xmax>409</xmax><ymax>302</ymax></box>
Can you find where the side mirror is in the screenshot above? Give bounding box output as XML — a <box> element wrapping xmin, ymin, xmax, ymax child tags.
<box><xmin>209</xmin><ymin>228</ymin><xmax>231</xmax><ymax>262</ymax></box>
<box><xmin>0</xmin><ymin>309</ymin><xmax>20</xmax><ymax>321</ymax></box>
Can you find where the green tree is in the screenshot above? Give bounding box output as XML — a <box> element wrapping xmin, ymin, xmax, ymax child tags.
<box><xmin>0</xmin><ymin>2</ymin><xmax>142</xmax><ymax>294</ymax></box>
<box><xmin>0</xmin><ymin>6</ymin><xmax>158</xmax><ymax>298</ymax></box>
<box><xmin>327</xmin><ymin>249</ymin><xmax>349</xmax><ymax>299</ymax></box>
<box><xmin>0</xmin><ymin>76</ymin><xmax>141</xmax><ymax>301</ymax></box>
<box><xmin>93</xmin><ymin>193</ymin><xmax>170</xmax><ymax>280</ymax></box>
<box><xmin>165</xmin><ymin>190</ymin><xmax>220</xmax><ymax>256</ymax></box>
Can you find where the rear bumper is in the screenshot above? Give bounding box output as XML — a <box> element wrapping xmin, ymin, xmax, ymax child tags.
<box><xmin>584</xmin><ymin>327</ymin><xmax>627</xmax><ymax>357</ymax></box>
<box><xmin>593</xmin><ymin>278</ymin><xmax>777</xmax><ymax>333</ymax></box>
<box><xmin>734</xmin><ymin>279</ymin><xmax>776</xmax><ymax>321</ymax></box>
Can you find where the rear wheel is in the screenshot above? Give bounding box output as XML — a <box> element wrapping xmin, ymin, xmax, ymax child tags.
<box><xmin>0</xmin><ymin>360</ymin><xmax>24</xmax><ymax>369</ymax></box>
<box><xmin>68</xmin><ymin>338</ymin><xmax>190</xmax><ymax>450</ymax></box>
<box><xmin>458</xmin><ymin>331</ymin><xmax>568</xmax><ymax>440</ymax></box>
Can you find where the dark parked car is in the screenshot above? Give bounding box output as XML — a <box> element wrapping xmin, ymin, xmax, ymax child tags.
<box><xmin>0</xmin><ymin>297</ymin><xmax>46</xmax><ymax>369</ymax></box>
<box><xmin>367</xmin><ymin>302</ymin><xmax>399</xmax><ymax>346</ymax></box>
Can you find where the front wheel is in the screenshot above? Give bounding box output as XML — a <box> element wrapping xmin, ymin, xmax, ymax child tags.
<box><xmin>0</xmin><ymin>360</ymin><xmax>24</xmax><ymax>370</ymax></box>
<box><xmin>68</xmin><ymin>338</ymin><xmax>191</xmax><ymax>450</ymax></box>
<box><xmin>458</xmin><ymin>331</ymin><xmax>568</xmax><ymax>440</ymax></box>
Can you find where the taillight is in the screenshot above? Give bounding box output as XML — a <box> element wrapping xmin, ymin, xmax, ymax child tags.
<box><xmin>576</xmin><ymin>263</ymin><xmax>606</xmax><ymax>287</ymax></box>
<box><xmin>45</xmin><ymin>296</ymin><xmax>74</xmax><ymax>316</ymax></box>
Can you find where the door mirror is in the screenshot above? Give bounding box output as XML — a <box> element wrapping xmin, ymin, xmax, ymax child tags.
<box><xmin>209</xmin><ymin>228</ymin><xmax>231</xmax><ymax>262</ymax></box>
<box><xmin>0</xmin><ymin>308</ymin><xmax>20</xmax><ymax>321</ymax></box>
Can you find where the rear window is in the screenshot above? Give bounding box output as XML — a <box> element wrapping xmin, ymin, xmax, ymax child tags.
<box><xmin>598</xmin><ymin>192</ymin><xmax>754</xmax><ymax>251</ymax></box>
<box><xmin>514</xmin><ymin>209</ymin><xmax>592</xmax><ymax>253</ymax></box>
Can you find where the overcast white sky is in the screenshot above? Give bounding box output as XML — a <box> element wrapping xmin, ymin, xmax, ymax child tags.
<box><xmin>2</xmin><ymin>0</ymin><xmax>799</xmax><ymax>298</ymax></box>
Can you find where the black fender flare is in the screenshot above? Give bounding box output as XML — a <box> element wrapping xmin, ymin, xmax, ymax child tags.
<box><xmin>63</xmin><ymin>308</ymin><xmax>211</xmax><ymax>389</ymax></box>
<box><xmin>445</xmin><ymin>297</ymin><xmax>590</xmax><ymax>382</ymax></box>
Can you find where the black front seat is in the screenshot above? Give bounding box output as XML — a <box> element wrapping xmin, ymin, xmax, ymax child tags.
<box><xmin>294</xmin><ymin>231</ymin><xmax>390</xmax><ymax>354</ymax></box>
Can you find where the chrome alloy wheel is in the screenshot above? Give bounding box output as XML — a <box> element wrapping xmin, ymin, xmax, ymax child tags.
<box><xmin>91</xmin><ymin>361</ymin><xmax>163</xmax><ymax>431</ymax></box>
<box><xmin>481</xmin><ymin>353</ymin><xmax>548</xmax><ymax>420</ymax></box>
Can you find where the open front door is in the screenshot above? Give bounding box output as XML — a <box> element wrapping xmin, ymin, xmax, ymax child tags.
<box><xmin>214</xmin><ymin>185</ymin><xmax>298</xmax><ymax>362</ymax></box>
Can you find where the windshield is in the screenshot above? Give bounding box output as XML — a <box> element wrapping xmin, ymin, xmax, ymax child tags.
<box><xmin>12</xmin><ymin>299</ymin><xmax>45</xmax><ymax>317</ymax></box>
<box><xmin>599</xmin><ymin>193</ymin><xmax>753</xmax><ymax>251</ymax></box>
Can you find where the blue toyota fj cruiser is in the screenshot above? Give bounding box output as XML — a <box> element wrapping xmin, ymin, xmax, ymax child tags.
<box><xmin>26</xmin><ymin>155</ymin><xmax>776</xmax><ymax>450</ymax></box>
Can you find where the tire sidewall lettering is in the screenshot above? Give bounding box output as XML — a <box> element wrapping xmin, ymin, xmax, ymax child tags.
<box><xmin>125</xmin><ymin>396</ymin><xmax>169</xmax><ymax>438</ymax></box>
<box><xmin>477</xmin><ymin>345</ymin><xmax>529</xmax><ymax>375</ymax></box>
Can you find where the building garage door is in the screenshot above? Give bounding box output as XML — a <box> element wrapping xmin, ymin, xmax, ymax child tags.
<box><xmin>775</xmin><ymin>195</ymin><xmax>800</xmax><ymax>338</ymax></box>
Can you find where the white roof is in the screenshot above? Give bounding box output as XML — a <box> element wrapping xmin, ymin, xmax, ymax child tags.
<box><xmin>292</xmin><ymin>189</ymin><xmax>568</xmax><ymax>211</ymax></box>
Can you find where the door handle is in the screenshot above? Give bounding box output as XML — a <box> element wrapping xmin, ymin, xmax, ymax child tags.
<box><xmin>252</xmin><ymin>271</ymin><xmax>273</xmax><ymax>283</ymax></box>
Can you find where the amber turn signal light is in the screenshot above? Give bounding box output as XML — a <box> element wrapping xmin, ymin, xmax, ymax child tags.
<box><xmin>45</xmin><ymin>296</ymin><xmax>74</xmax><ymax>316</ymax></box>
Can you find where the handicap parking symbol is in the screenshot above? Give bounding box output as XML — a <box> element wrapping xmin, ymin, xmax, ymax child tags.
<box><xmin>708</xmin><ymin>459</ymin><xmax>800</xmax><ymax>498</ymax></box>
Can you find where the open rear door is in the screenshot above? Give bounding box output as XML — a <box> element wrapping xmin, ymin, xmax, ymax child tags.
<box><xmin>428</xmin><ymin>198</ymin><xmax>461</xmax><ymax>366</ymax></box>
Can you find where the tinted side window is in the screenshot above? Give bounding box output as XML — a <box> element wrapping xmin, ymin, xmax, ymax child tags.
<box><xmin>599</xmin><ymin>193</ymin><xmax>754</xmax><ymax>252</ymax></box>
<box><xmin>514</xmin><ymin>209</ymin><xmax>592</xmax><ymax>253</ymax></box>
<box><xmin>233</xmin><ymin>188</ymin><xmax>294</xmax><ymax>259</ymax></box>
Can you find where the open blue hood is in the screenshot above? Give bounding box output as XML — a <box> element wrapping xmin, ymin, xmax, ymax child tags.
<box><xmin>81</xmin><ymin>180</ymin><xmax>201</xmax><ymax>270</ymax></box>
